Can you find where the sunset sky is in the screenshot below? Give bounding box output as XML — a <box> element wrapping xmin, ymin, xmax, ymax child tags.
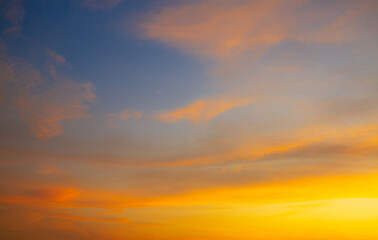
<box><xmin>0</xmin><ymin>0</ymin><xmax>378</xmax><ymax>239</ymax></box>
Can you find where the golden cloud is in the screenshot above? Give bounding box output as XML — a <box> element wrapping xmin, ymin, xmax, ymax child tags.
<box><xmin>156</xmin><ymin>97</ymin><xmax>252</xmax><ymax>123</ymax></box>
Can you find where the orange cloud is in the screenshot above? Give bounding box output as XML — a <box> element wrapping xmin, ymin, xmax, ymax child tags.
<box><xmin>24</xmin><ymin>188</ymin><xmax>79</xmax><ymax>202</ymax></box>
<box><xmin>17</xmin><ymin>81</ymin><xmax>95</xmax><ymax>140</ymax></box>
<box><xmin>140</xmin><ymin>0</ymin><xmax>284</xmax><ymax>59</ymax></box>
<box><xmin>0</xmin><ymin>49</ymin><xmax>95</xmax><ymax>140</ymax></box>
<box><xmin>139</xmin><ymin>0</ymin><xmax>373</xmax><ymax>59</ymax></box>
<box><xmin>157</xmin><ymin>97</ymin><xmax>252</xmax><ymax>123</ymax></box>
<box><xmin>37</xmin><ymin>167</ymin><xmax>65</xmax><ymax>175</ymax></box>
<box><xmin>150</xmin><ymin>122</ymin><xmax>378</xmax><ymax>167</ymax></box>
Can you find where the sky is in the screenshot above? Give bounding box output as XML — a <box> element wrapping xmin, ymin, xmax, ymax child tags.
<box><xmin>0</xmin><ymin>0</ymin><xmax>377</xmax><ymax>239</ymax></box>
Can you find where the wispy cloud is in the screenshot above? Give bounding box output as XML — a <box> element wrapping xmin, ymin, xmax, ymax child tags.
<box><xmin>157</xmin><ymin>97</ymin><xmax>252</xmax><ymax>123</ymax></box>
<box><xmin>37</xmin><ymin>167</ymin><xmax>66</xmax><ymax>176</ymax></box>
<box><xmin>107</xmin><ymin>109</ymin><xmax>143</xmax><ymax>126</ymax></box>
<box><xmin>15</xmin><ymin>80</ymin><xmax>95</xmax><ymax>140</ymax></box>
<box><xmin>47</xmin><ymin>49</ymin><xmax>66</xmax><ymax>65</ymax></box>
<box><xmin>0</xmin><ymin>48</ymin><xmax>95</xmax><ymax>140</ymax></box>
<box><xmin>139</xmin><ymin>0</ymin><xmax>373</xmax><ymax>60</ymax></box>
<box><xmin>1</xmin><ymin>0</ymin><xmax>24</xmax><ymax>34</ymax></box>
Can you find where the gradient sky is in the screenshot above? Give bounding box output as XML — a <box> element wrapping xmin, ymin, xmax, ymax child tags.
<box><xmin>0</xmin><ymin>0</ymin><xmax>378</xmax><ymax>239</ymax></box>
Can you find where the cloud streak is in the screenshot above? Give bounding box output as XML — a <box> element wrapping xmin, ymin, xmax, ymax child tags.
<box><xmin>157</xmin><ymin>97</ymin><xmax>252</xmax><ymax>123</ymax></box>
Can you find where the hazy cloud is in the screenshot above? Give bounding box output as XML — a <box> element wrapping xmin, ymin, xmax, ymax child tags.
<box><xmin>1</xmin><ymin>0</ymin><xmax>24</xmax><ymax>34</ymax></box>
<box><xmin>107</xmin><ymin>109</ymin><xmax>143</xmax><ymax>126</ymax></box>
<box><xmin>37</xmin><ymin>167</ymin><xmax>66</xmax><ymax>176</ymax></box>
<box><xmin>0</xmin><ymin>49</ymin><xmax>95</xmax><ymax>140</ymax></box>
<box><xmin>139</xmin><ymin>0</ymin><xmax>373</xmax><ymax>59</ymax></box>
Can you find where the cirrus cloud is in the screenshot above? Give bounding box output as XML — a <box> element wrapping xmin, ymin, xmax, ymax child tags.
<box><xmin>157</xmin><ymin>97</ymin><xmax>253</xmax><ymax>123</ymax></box>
